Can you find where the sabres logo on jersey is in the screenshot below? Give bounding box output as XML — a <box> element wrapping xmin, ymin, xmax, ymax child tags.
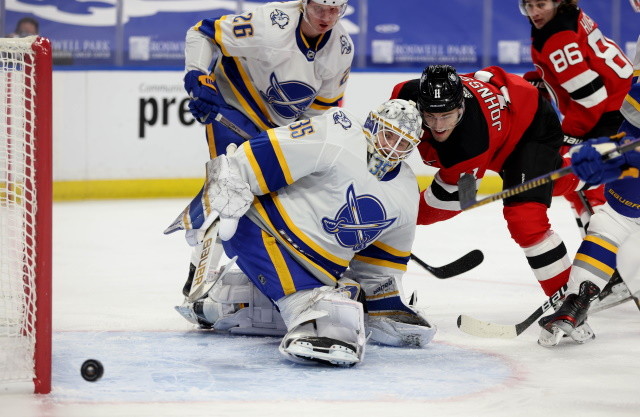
<box><xmin>340</xmin><ymin>35</ymin><xmax>352</xmax><ymax>55</ymax></box>
<box><xmin>270</xmin><ymin>9</ymin><xmax>289</xmax><ymax>29</ymax></box>
<box><xmin>322</xmin><ymin>185</ymin><xmax>396</xmax><ymax>251</ymax></box>
<box><xmin>261</xmin><ymin>72</ymin><xmax>316</xmax><ymax>119</ymax></box>
<box><xmin>333</xmin><ymin>111</ymin><xmax>352</xmax><ymax>130</ymax></box>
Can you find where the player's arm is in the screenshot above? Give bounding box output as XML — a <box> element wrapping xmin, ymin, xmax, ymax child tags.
<box><xmin>418</xmin><ymin>155</ymin><xmax>487</xmax><ymax>225</ymax></box>
<box><xmin>230</xmin><ymin>114</ymin><xmax>341</xmax><ymax>195</ymax></box>
<box><xmin>543</xmin><ymin>32</ymin><xmax>611</xmax><ymax>136</ymax></box>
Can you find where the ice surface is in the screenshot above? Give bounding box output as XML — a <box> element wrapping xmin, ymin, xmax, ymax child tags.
<box><xmin>1</xmin><ymin>197</ymin><xmax>639</xmax><ymax>417</ymax></box>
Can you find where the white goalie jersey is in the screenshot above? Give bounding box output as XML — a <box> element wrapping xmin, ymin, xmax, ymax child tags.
<box><xmin>228</xmin><ymin>107</ymin><xmax>420</xmax><ymax>285</ymax></box>
<box><xmin>188</xmin><ymin>1</ymin><xmax>353</xmax><ymax>131</ymax></box>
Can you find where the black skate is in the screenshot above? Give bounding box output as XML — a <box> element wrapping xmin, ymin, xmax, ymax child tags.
<box><xmin>538</xmin><ymin>281</ymin><xmax>600</xmax><ymax>347</ymax></box>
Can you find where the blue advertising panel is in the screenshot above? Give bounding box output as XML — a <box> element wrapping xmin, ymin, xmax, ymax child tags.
<box><xmin>4</xmin><ymin>0</ymin><xmax>639</xmax><ymax>69</ymax></box>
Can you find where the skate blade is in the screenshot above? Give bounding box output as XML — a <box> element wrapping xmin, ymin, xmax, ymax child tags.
<box><xmin>538</xmin><ymin>327</ymin><xmax>562</xmax><ymax>348</ymax></box>
<box><xmin>285</xmin><ymin>340</ymin><xmax>359</xmax><ymax>366</ymax></box>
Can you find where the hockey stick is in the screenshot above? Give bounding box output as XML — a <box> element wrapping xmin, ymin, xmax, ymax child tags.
<box><xmin>410</xmin><ymin>250</ymin><xmax>484</xmax><ymax>279</ymax></box>
<box><xmin>187</xmin><ymin>219</ymin><xmax>224</xmax><ymax>302</ymax></box>
<box><xmin>456</xmin><ymin>285</ymin><xmax>567</xmax><ymax>339</ymax></box>
<box><xmin>457</xmin><ymin>138</ymin><xmax>640</xmax><ymax>211</ymax></box>
<box><xmin>456</xmin><ymin>281</ymin><xmax>633</xmax><ymax>339</ymax></box>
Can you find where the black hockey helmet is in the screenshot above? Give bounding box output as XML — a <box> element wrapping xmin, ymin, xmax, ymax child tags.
<box><xmin>417</xmin><ymin>65</ymin><xmax>464</xmax><ymax>113</ymax></box>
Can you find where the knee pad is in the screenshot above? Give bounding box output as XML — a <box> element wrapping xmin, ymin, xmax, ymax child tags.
<box><xmin>504</xmin><ymin>202</ymin><xmax>551</xmax><ymax>247</ymax></box>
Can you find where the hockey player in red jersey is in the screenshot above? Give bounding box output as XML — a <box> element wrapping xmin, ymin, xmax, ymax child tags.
<box><xmin>391</xmin><ymin>64</ymin><xmax>573</xmax><ymax>299</ymax></box>
<box><xmin>520</xmin><ymin>0</ymin><xmax>634</xmax><ymax>234</ymax></box>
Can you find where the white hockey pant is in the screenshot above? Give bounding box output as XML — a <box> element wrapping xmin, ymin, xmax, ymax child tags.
<box><xmin>276</xmin><ymin>286</ymin><xmax>366</xmax><ymax>366</ymax></box>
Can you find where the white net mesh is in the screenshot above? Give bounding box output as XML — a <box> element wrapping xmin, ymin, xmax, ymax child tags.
<box><xmin>0</xmin><ymin>36</ymin><xmax>39</xmax><ymax>389</ymax></box>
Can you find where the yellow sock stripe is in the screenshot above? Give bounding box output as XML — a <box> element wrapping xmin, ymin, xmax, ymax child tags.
<box><xmin>584</xmin><ymin>235</ymin><xmax>618</xmax><ymax>254</ymax></box>
<box><xmin>574</xmin><ymin>253</ymin><xmax>615</xmax><ymax>277</ymax></box>
<box><xmin>261</xmin><ymin>230</ymin><xmax>296</xmax><ymax>295</ymax></box>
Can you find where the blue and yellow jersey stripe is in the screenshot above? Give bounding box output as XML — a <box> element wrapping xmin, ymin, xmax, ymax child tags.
<box><xmin>217</xmin><ymin>56</ymin><xmax>275</xmax><ymax>130</ymax></box>
<box><xmin>310</xmin><ymin>93</ymin><xmax>344</xmax><ymax>111</ymax></box>
<box><xmin>353</xmin><ymin>240</ymin><xmax>411</xmax><ymax>272</ymax></box>
<box><xmin>253</xmin><ymin>196</ymin><xmax>348</xmax><ymax>282</ymax></box>
<box><xmin>244</xmin><ymin>133</ymin><xmax>294</xmax><ymax>194</ymax></box>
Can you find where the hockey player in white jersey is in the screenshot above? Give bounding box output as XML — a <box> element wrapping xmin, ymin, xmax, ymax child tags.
<box><xmin>180</xmin><ymin>0</ymin><xmax>354</xmax><ymax>299</ymax></box>
<box><xmin>184</xmin><ymin>0</ymin><xmax>353</xmax><ymax>157</ymax></box>
<box><xmin>165</xmin><ymin>99</ymin><xmax>437</xmax><ymax>366</ymax></box>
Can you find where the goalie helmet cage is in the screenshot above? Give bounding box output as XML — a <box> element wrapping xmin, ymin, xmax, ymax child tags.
<box><xmin>0</xmin><ymin>36</ymin><xmax>52</xmax><ymax>394</ymax></box>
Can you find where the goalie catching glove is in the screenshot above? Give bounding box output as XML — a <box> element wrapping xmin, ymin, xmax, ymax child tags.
<box><xmin>164</xmin><ymin>144</ymin><xmax>254</xmax><ymax>244</ymax></box>
<box><xmin>184</xmin><ymin>70</ymin><xmax>223</xmax><ymax>124</ymax></box>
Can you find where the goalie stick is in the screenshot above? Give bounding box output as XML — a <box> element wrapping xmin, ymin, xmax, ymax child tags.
<box><xmin>457</xmin><ymin>138</ymin><xmax>640</xmax><ymax>211</ymax></box>
<box><xmin>410</xmin><ymin>250</ymin><xmax>484</xmax><ymax>279</ymax></box>
<box><xmin>457</xmin><ymin>281</ymin><xmax>634</xmax><ymax>339</ymax></box>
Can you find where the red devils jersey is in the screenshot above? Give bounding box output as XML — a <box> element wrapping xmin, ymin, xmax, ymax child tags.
<box><xmin>530</xmin><ymin>8</ymin><xmax>633</xmax><ymax>137</ymax></box>
<box><xmin>391</xmin><ymin>67</ymin><xmax>539</xmax><ymax>224</ymax></box>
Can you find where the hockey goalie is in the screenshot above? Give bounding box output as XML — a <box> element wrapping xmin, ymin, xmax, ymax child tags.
<box><xmin>165</xmin><ymin>99</ymin><xmax>437</xmax><ymax>366</ymax></box>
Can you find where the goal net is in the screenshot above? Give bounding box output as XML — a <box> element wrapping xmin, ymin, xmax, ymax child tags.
<box><xmin>0</xmin><ymin>36</ymin><xmax>52</xmax><ymax>394</ymax></box>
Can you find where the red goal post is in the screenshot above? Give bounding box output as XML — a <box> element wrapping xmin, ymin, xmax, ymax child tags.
<box><xmin>0</xmin><ymin>36</ymin><xmax>52</xmax><ymax>394</ymax></box>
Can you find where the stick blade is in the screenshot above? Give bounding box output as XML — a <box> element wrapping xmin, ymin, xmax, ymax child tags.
<box><xmin>433</xmin><ymin>249</ymin><xmax>484</xmax><ymax>279</ymax></box>
<box><xmin>457</xmin><ymin>173</ymin><xmax>477</xmax><ymax>210</ymax></box>
<box><xmin>456</xmin><ymin>314</ymin><xmax>518</xmax><ymax>339</ymax></box>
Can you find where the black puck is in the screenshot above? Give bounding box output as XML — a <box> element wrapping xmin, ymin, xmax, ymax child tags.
<box><xmin>81</xmin><ymin>359</ymin><xmax>104</xmax><ymax>382</ymax></box>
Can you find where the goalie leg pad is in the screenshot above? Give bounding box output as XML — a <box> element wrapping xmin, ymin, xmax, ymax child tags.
<box><xmin>175</xmin><ymin>269</ymin><xmax>287</xmax><ymax>336</ymax></box>
<box><xmin>350</xmin><ymin>274</ymin><xmax>436</xmax><ymax>348</ymax></box>
<box><xmin>276</xmin><ymin>286</ymin><xmax>366</xmax><ymax>366</ymax></box>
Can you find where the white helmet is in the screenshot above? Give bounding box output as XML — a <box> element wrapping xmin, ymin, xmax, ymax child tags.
<box><xmin>363</xmin><ymin>99</ymin><xmax>423</xmax><ymax>180</ymax></box>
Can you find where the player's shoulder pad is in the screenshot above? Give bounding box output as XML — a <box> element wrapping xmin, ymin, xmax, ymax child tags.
<box><xmin>257</xmin><ymin>1</ymin><xmax>301</xmax><ymax>36</ymax></box>
<box><xmin>324</xmin><ymin>107</ymin><xmax>362</xmax><ymax>131</ymax></box>
<box><xmin>329</xmin><ymin>22</ymin><xmax>353</xmax><ymax>50</ymax></box>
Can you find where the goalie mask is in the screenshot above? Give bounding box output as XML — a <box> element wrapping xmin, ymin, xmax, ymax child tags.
<box><xmin>363</xmin><ymin>99</ymin><xmax>423</xmax><ymax>180</ymax></box>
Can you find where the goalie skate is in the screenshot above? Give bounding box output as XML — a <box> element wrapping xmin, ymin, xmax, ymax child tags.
<box><xmin>283</xmin><ymin>331</ymin><xmax>360</xmax><ymax>366</ymax></box>
<box><xmin>277</xmin><ymin>287</ymin><xmax>365</xmax><ymax>367</ymax></box>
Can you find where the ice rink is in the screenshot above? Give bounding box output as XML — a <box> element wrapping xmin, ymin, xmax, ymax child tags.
<box><xmin>2</xmin><ymin>196</ymin><xmax>640</xmax><ymax>416</ymax></box>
